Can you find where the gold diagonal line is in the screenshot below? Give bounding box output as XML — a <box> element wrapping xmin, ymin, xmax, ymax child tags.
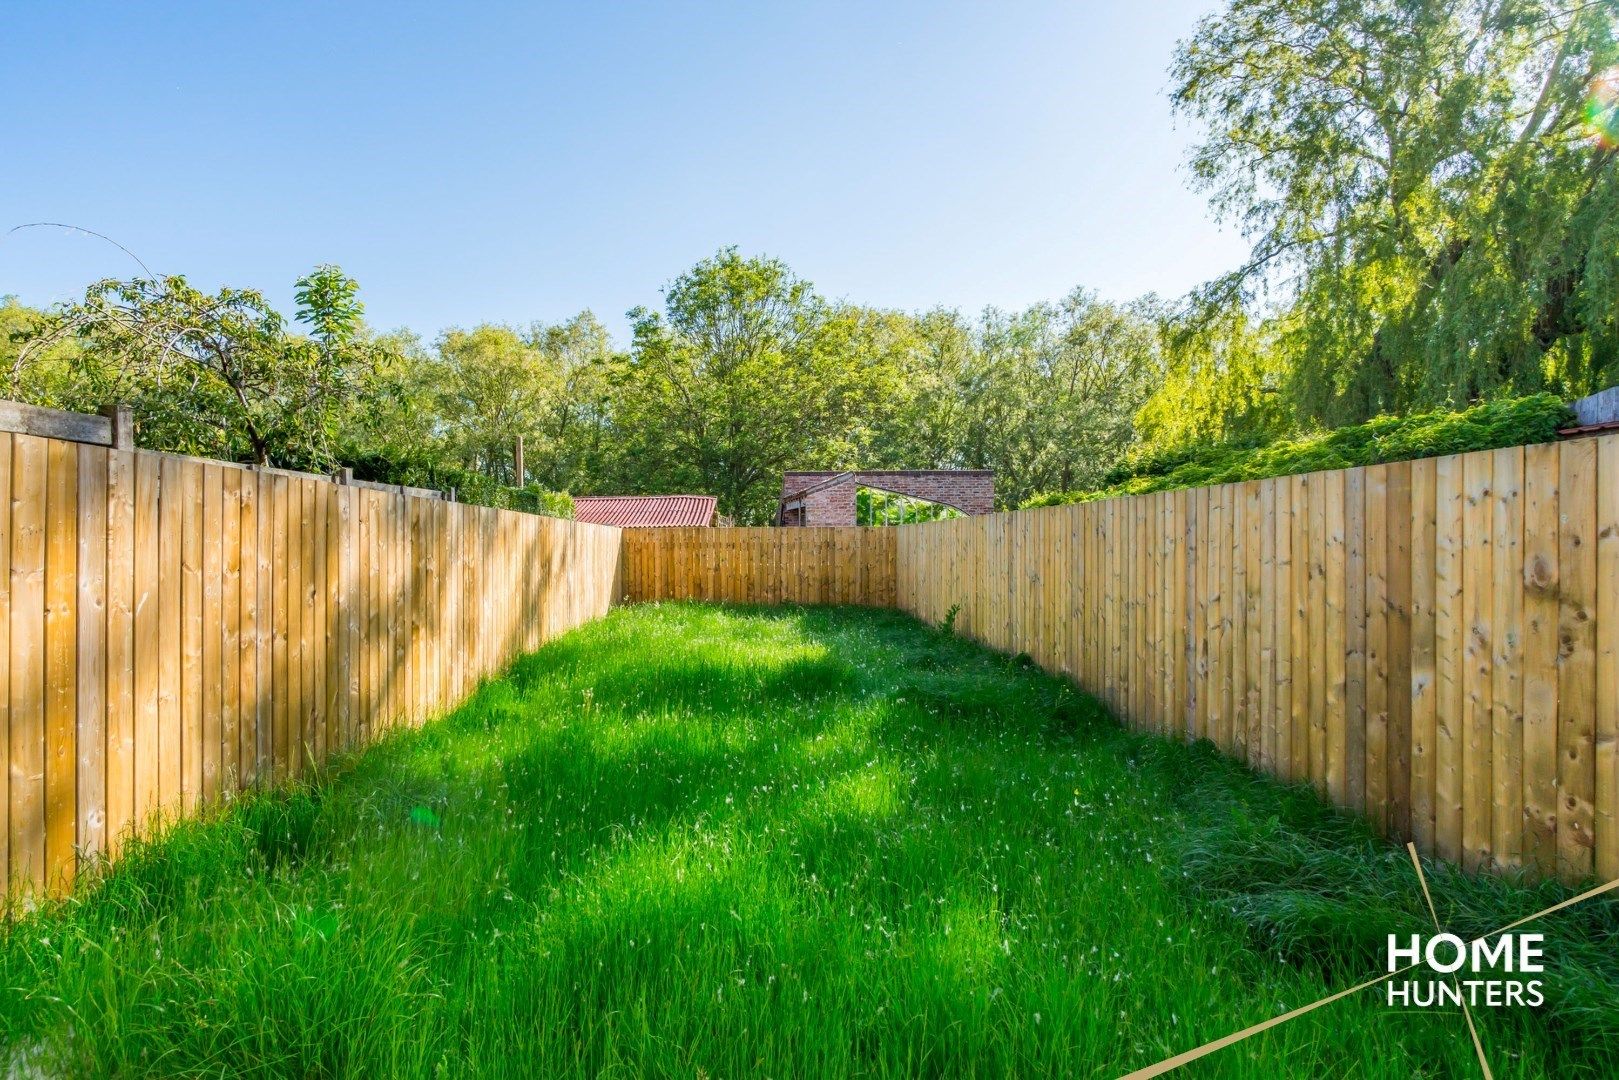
<box><xmin>1121</xmin><ymin>870</ymin><xmax>1619</xmax><ymax>1079</ymax></box>
<box><xmin>1116</xmin><ymin>961</ymin><xmax>1426</xmax><ymax>1080</ymax></box>
<box><xmin>1480</xmin><ymin>876</ymin><xmax>1619</xmax><ymax>938</ymax></box>
<box><xmin>1457</xmin><ymin>996</ymin><xmax>1494</xmax><ymax>1080</ymax></box>
<box><xmin>1408</xmin><ymin>843</ymin><xmax>1493</xmax><ymax>1080</ymax></box>
<box><xmin>1406</xmin><ymin>843</ymin><xmax>1443</xmax><ymax>929</ymax></box>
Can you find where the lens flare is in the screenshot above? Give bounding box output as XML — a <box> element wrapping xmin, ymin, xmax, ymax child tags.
<box><xmin>1585</xmin><ymin>66</ymin><xmax>1619</xmax><ymax>149</ymax></box>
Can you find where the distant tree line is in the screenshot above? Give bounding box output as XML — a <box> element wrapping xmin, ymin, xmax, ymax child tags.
<box><xmin>1</xmin><ymin>251</ymin><xmax>1166</xmax><ymax>523</ymax></box>
<box><xmin>4</xmin><ymin>0</ymin><xmax>1614</xmax><ymax>523</ymax></box>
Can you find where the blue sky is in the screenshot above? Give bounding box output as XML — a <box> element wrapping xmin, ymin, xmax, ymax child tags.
<box><xmin>3</xmin><ymin>1</ymin><xmax>1248</xmax><ymax>343</ymax></box>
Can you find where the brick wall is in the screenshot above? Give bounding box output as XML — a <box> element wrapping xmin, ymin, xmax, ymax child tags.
<box><xmin>780</xmin><ymin>470</ymin><xmax>994</xmax><ymax>526</ymax></box>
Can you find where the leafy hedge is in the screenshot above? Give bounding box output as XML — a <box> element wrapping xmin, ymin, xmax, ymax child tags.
<box><xmin>342</xmin><ymin>449</ymin><xmax>575</xmax><ymax>519</ymax></box>
<box><xmin>1021</xmin><ymin>393</ymin><xmax>1574</xmax><ymax>508</ymax></box>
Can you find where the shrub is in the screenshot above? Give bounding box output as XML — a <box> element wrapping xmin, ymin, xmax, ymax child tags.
<box><xmin>342</xmin><ymin>449</ymin><xmax>575</xmax><ymax>518</ymax></box>
<box><xmin>1021</xmin><ymin>393</ymin><xmax>1573</xmax><ymax>508</ymax></box>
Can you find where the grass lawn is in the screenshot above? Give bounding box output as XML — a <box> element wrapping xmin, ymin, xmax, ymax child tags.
<box><xmin>2</xmin><ymin>603</ymin><xmax>1615</xmax><ymax>1077</ymax></box>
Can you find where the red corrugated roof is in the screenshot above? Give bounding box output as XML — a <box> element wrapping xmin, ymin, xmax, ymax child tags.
<box><xmin>573</xmin><ymin>495</ymin><xmax>718</xmax><ymax>528</ymax></box>
<box><xmin>1560</xmin><ymin>421</ymin><xmax>1619</xmax><ymax>437</ymax></box>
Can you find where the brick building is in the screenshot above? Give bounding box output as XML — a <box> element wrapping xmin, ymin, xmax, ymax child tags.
<box><xmin>777</xmin><ymin>470</ymin><xmax>994</xmax><ymax>526</ymax></box>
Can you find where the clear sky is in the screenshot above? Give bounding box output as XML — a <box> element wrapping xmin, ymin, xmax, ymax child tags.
<box><xmin>3</xmin><ymin>1</ymin><xmax>1248</xmax><ymax>343</ymax></box>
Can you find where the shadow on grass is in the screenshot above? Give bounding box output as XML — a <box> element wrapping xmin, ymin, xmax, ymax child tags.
<box><xmin>3</xmin><ymin>601</ymin><xmax>1617</xmax><ymax>1078</ymax></box>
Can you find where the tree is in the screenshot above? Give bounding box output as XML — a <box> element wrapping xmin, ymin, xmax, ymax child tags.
<box><xmin>526</xmin><ymin>311</ymin><xmax>620</xmax><ymax>493</ymax></box>
<box><xmin>17</xmin><ymin>267</ymin><xmax>387</xmax><ymax>467</ymax></box>
<box><xmin>610</xmin><ymin>248</ymin><xmax>904</xmax><ymax>523</ymax></box>
<box><xmin>2</xmin><ymin>296</ymin><xmax>81</xmax><ymax>408</ymax></box>
<box><xmin>1173</xmin><ymin>0</ymin><xmax>1619</xmax><ymax>422</ymax></box>
<box><xmin>1133</xmin><ymin>302</ymin><xmax>1291</xmax><ymax>453</ymax></box>
<box><xmin>906</xmin><ymin>290</ymin><xmax>1160</xmax><ymax>506</ymax></box>
<box><xmin>428</xmin><ymin>324</ymin><xmax>556</xmax><ymax>482</ymax></box>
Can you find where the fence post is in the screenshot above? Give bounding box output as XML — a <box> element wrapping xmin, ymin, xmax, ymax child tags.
<box><xmin>100</xmin><ymin>403</ymin><xmax>135</xmax><ymax>449</ymax></box>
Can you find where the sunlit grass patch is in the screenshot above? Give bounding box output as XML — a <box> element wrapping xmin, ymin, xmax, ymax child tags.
<box><xmin>0</xmin><ymin>602</ymin><xmax>1613</xmax><ymax>1077</ymax></box>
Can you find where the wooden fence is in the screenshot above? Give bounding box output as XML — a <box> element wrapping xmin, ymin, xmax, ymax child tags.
<box><xmin>2</xmin><ymin>432</ymin><xmax>621</xmax><ymax>897</ymax></box>
<box><xmin>6</xmin><ymin>403</ymin><xmax>1611</xmax><ymax>891</ymax></box>
<box><xmin>896</xmin><ymin>435</ymin><xmax>1619</xmax><ymax>884</ymax></box>
<box><xmin>621</xmin><ymin>527</ymin><xmax>896</xmax><ymax>607</ymax></box>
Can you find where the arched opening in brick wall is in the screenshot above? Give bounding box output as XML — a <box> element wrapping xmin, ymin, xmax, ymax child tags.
<box><xmin>778</xmin><ymin>470</ymin><xmax>994</xmax><ymax>526</ymax></box>
<box><xmin>855</xmin><ymin>485</ymin><xmax>965</xmax><ymax>526</ymax></box>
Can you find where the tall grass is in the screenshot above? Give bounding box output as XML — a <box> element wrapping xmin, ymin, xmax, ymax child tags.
<box><xmin>1</xmin><ymin>603</ymin><xmax>1613</xmax><ymax>1077</ymax></box>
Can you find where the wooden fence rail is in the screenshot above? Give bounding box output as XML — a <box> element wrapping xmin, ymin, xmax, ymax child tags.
<box><xmin>3</xmin><ymin>433</ymin><xmax>621</xmax><ymax>898</ymax></box>
<box><xmin>621</xmin><ymin>527</ymin><xmax>896</xmax><ymax>607</ymax></box>
<box><xmin>896</xmin><ymin>435</ymin><xmax>1619</xmax><ymax>884</ymax></box>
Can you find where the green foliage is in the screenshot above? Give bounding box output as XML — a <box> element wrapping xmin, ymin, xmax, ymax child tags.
<box><xmin>855</xmin><ymin>486</ymin><xmax>963</xmax><ymax>525</ymax></box>
<box><xmin>15</xmin><ymin>270</ymin><xmax>388</xmax><ymax>469</ymax></box>
<box><xmin>509</xmin><ymin>485</ymin><xmax>576</xmax><ymax>519</ymax></box>
<box><xmin>2</xmin><ymin>295</ymin><xmax>81</xmax><ymax>406</ymax></box>
<box><xmin>1172</xmin><ymin>0</ymin><xmax>1619</xmax><ymax>423</ymax></box>
<box><xmin>1</xmin><ymin>604</ymin><xmax>1610</xmax><ymax>1076</ymax></box>
<box><xmin>335</xmin><ymin>310</ymin><xmax>616</xmax><ymax>503</ymax></box>
<box><xmin>607</xmin><ymin>248</ymin><xmax>914</xmax><ymax>523</ymax></box>
<box><xmin>344</xmin><ymin>446</ymin><xmax>574</xmax><ymax>517</ymax></box>
<box><xmin>894</xmin><ymin>291</ymin><xmax>1163</xmax><ymax>507</ymax></box>
<box><xmin>1133</xmin><ymin>301</ymin><xmax>1292</xmax><ymax>454</ymax></box>
<box><xmin>1023</xmin><ymin>392</ymin><xmax>1572</xmax><ymax>507</ymax></box>
<box><xmin>425</xmin><ymin>323</ymin><xmax>564</xmax><ymax>483</ymax></box>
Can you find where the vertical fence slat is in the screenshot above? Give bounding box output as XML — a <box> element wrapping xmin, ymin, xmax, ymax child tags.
<box><xmin>1409</xmin><ymin>458</ymin><xmax>1437</xmax><ymax>853</ymax></box>
<box><xmin>1461</xmin><ymin>450</ymin><xmax>1494</xmax><ymax>872</ymax></box>
<box><xmin>1557</xmin><ymin>438</ymin><xmax>1598</xmax><ymax>883</ymax></box>
<box><xmin>9</xmin><ymin>435</ymin><xmax>45</xmax><ymax>891</ymax></box>
<box><xmin>1363</xmin><ymin>465</ymin><xmax>1387</xmax><ymax>833</ymax></box>
<box><xmin>294</xmin><ymin>480</ymin><xmax>313</xmax><ymax>769</ymax></box>
<box><xmin>271</xmin><ymin>475</ymin><xmax>290</xmax><ymax>782</ymax></box>
<box><xmin>1345</xmin><ymin>467</ymin><xmax>1367</xmax><ymax>812</ymax></box>
<box><xmin>1272</xmin><ymin>481</ymin><xmax>1291</xmax><ymax>774</ymax></box>
<box><xmin>0</xmin><ymin>435</ymin><xmax>9</xmax><ymax>888</ymax></box>
<box><xmin>1324</xmin><ymin>467</ymin><xmax>1347</xmax><ymax>808</ymax></box>
<box><xmin>221</xmin><ymin>470</ymin><xmax>241</xmax><ymax>794</ymax></box>
<box><xmin>200</xmin><ymin>465</ymin><xmax>222</xmax><ymax>806</ymax></box>
<box><xmin>1490</xmin><ymin>447</ymin><xmax>1524</xmax><ymax>871</ymax></box>
<box><xmin>178</xmin><ymin>460</ymin><xmax>202</xmax><ymax>813</ymax></box>
<box><xmin>1433</xmin><ymin>455</ymin><xmax>1465</xmax><ymax>863</ymax></box>
<box><xmin>1597</xmin><ymin>435</ymin><xmax>1618</xmax><ymax>882</ymax></box>
<box><xmin>43</xmin><ymin>438</ymin><xmax>77</xmax><ymax>890</ymax></box>
<box><xmin>238</xmin><ymin>471</ymin><xmax>259</xmax><ymax>788</ymax></box>
<box><xmin>1385</xmin><ymin>461</ymin><xmax>1413</xmax><ymax>843</ymax></box>
<box><xmin>75</xmin><ymin>445</ymin><xmax>108</xmax><ymax>863</ymax></box>
<box><xmin>106</xmin><ymin>449</ymin><xmax>135</xmax><ymax>854</ymax></box>
<box><xmin>1522</xmin><ymin>443</ymin><xmax>1561</xmax><ymax>875</ymax></box>
<box><xmin>312</xmin><ymin>482</ymin><xmax>329</xmax><ymax>757</ymax></box>
<box><xmin>1245</xmin><ymin>482</ymin><xmax>1263</xmax><ymax>765</ymax></box>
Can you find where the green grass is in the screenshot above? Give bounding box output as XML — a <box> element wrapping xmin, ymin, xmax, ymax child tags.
<box><xmin>2</xmin><ymin>603</ymin><xmax>1616</xmax><ymax>1077</ymax></box>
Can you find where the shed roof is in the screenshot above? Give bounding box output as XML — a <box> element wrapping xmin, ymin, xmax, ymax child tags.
<box><xmin>573</xmin><ymin>495</ymin><xmax>718</xmax><ymax>528</ymax></box>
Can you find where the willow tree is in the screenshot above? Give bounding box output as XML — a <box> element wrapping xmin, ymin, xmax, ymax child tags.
<box><xmin>1173</xmin><ymin>0</ymin><xmax>1619</xmax><ymax>423</ymax></box>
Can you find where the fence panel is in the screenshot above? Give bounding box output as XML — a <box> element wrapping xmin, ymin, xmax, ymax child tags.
<box><xmin>893</xmin><ymin>434</ymin><xmax>1617</xmax><ymax>884</ymax></box>
<box><xmin>1</xmin><ymin>437</ymin><xmax>621</xmax><ymax>898</ymax></box>
<box><xmin>621</xmin><ymin>526</ymin><xmax>896</xmax><ymax>607</ymax></box>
